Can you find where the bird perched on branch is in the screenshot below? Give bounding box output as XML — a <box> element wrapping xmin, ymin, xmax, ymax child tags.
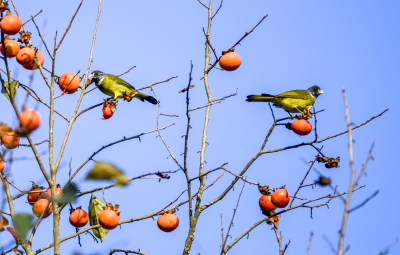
<box><xmin>88</xmin><ymin>70</ymin><xmax>158</xmax><ymax>104</ymax></box>
<box><xmin>246</xmin><ymin>85</ymin><xmax>323</xmax><ymax>114</ymax></box>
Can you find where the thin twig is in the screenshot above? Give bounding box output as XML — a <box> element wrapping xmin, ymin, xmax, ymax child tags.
<box><xmin>317</xmin><ymin>109</ymin><xmax>388</xmax><ymax>143</ymax></box>
<box><xmin>354</xmin><ymin>142</ymin><xmax>375</xmax><ymax>187</ymax></box>
<box><xmin>306</xmin><ymin>232</ymin><xmax>314</xmax><ymax>255</ymax></box>
<box><xmin>203</xmin><ymin>117</ymin><xmax>278</xmax><ymax>212</ymax></box>
<box><xmin>108</xmin><ymin>249</ymin><xmax>147</xmax><ymax>255</ymax></box>
<box><xmin>19</xmin><ymin>83</ymin><xmax>69</xmax><ymax>121</ymax></box>
<box><xmin>207</xmin><ymin>13</ymin><xmax>268</xmax><ymax>72</ymax></box>
<box><xmin>337</xmin><ymin>89</ymin><xmax>355</xmax><ymax>255</ymax></box>
<box><xmin>55</xmin><ymin>0</ymin><xmax>84</xmax><ymax>49</ymax></box>
<box><xmin>203</xmin><ymin>27</ymin><xmax>219</xmax><ymax>63</ymax></box>
<box><xmin>348</xmin><ymin>190</ymin><xmax>379</xmax><ymax>214</ymax></box>
<box><xmin>220</xmin><ymin>213</ymin><xmax>225</xmax><ymax>249</ymax></box>
<box><xmin>22</xmin><ymin>10</ymin><xmax>43</xmax><ymax>26</ymax></box>
<box><xmin>289</xmin><ymin>160</ymin><xmax>316</xmax><ymax>208</ymax></box>
<box><xmin>273</xmin><ymin>228</ymin><xmax>284</xmax><ymax>255</ymax></box>
<box><xmin>375</xmin><ymin>237</ymin><xmax>399</xmax><ymax>255</ymax></box>
<box><xmin>196</xmin><ymin>0</ymin><xmax>208</xmax><ymax>9</ymax></box>
<box><xmin>77</xmin><ymin>169</ymin><xmax>179</xmax><ymax>197</ymax></box>
<box><xmin>65</xmin><ymin>123</ymin><xmax>174</xmax><ymax>187</ymax></box>
<box><xmin>189</xmin><ymin>164</ymin><xmax>259</xmax><ymax>186</ymax></box>
<box><xmin>230</xmin><ymin>14</ymin><xmax>268</xmax><ymax>50</ymax></box>
<box><xmin>116</xmin><ymin>66</ymin><xmax>136</xmax><ymax>77</ymax></box>
<box><xmin>30</xmin><ymin>13</ymin><xmax>52</xmax><ymax>60</ymax></box>
<box><xmin>261</xmin><ymin>109</ymin><xmax>388</xmax><ymax>155</ymax></box>
<box><xmin>183</xmin><ymin>61</ymin><xmax>194</xmax><ymax>217</ymax></box>
<box><xmin>189</xmin><ymin>91</ymin><xmax>237</xmax><ymax>111</ymax></box>
<box><xmin>212</xmin><ymin>0</ymin><xmax>224</xmax><ymax>19</ymax></box>
<box><xmin>221</xmin><ymin>182</ymin><xmax>246</xmax><ymax>253</ymax></box>
<box><xmin>323</xmin><ymin>235</ymin><xmax>337</xmax><ymax>254</ymax></box>
<box><xmin>138</xmin><ymin>76</ymin><xmax>178</xmax><ymax>91</ymax></box>
<box><xmin>155</xmin><ymin>97</ymin><xmax>184</xmax><ymax>170</ymax></box>
<box><xmin>75</xmin><ymin>102</ymin><xmax>103</xmax><ymax>119</ymax></box>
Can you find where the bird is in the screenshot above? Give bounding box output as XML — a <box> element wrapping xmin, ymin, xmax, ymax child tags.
<box><xmin>88</xmin><ymin>70</ymin><xmax>158</xmax><ymax>104</ymax></box>
<box><xmin>246</xmin><ymin>85</ymin><xmax>324</xmax><ymax>113</ymax></box>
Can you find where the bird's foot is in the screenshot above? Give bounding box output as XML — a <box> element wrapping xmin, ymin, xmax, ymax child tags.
<box><xmin>123</xmin><ymin>95</ymin><xmax>132</xmax><ymax>102</ymax></box>
<box><xmin>121</xmin><ymin>92</ymin><xmax>133</xmax><ymax>102</ymax></box>
<box><xmin>103</xmin><ymin>99</ymin><xmax>118</xmax><ymax>111</ymax></box>
<box><xmin>300</xmin><ymin>105</ymin><xmax>313</xmax><ymax>119</ymax></box>
<box><xmin>105</xmin><ymin>98</ymin><xmax>119</xmax><ymax>106</ymax></box>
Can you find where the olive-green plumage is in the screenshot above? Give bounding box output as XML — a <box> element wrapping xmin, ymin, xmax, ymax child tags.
<box><xmin>89</xmin><ymin>71</ymin><xmax>158</xmax><ymax>104</ymax></box>
<box><xmin>246</xmin><ymin>86</ymin><xmax>323</xmax><ymax>113</ymax></box>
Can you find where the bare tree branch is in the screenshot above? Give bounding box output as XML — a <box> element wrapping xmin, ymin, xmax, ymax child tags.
<box><xmin>66</xmin><ymin>123</ymin><xmax>174</xmax><ymax>187</ymax></box>
<box><xmin>337</xmin><ymin>89</ymin><xmax>356</xmax><ymax>255</ymax></box>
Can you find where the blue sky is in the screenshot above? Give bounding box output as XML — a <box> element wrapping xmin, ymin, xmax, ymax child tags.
<box><xmin>1</xmin><ymin>1</ymin><xmax>399</xmax><ymax>254</ymax></box>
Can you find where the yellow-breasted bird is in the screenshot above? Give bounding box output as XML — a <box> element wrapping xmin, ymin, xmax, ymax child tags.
<box><xmin>89</xmin><ymin>71</ymin><xmax>158</xmax><ymax>104</ymax></box>
<box><xmin>246</xmin><ymin>85</ymin><xmax>323</xmax><ymax>113</ymax></box>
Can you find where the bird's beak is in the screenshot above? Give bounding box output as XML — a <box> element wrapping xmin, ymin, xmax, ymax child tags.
<box><xmin>319</xmin><ymin>89</ymin><xmax>324</xmax><ymax>94</ymax></box>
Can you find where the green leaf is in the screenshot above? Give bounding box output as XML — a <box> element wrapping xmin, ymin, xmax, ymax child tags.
<box><xmin>1</xmin><ymin>80</ymin><xmax>19</xmax><ymax>100</ymax></box>
<box><xmin>86</xmin><ymin>161</ymin><xmax>130</xmax><ymax>187</ymax></box>
<box><xmin>14</xmin><ymin>213</ymin><xmax>34</xmax><ymax>239</ymax></box>
<box><xmin>56</xmin><ymin>182</ymin><xmax>78</xmax><ymax>204</ymax></box>
<box><xmin>89</xmin><ymin>194</ymin><xmax>108</xmax><ymax>241</ymax></box>
<box><xmin>1</xmin><ymin>82</ymin><xmax>9</xmax><ymax>99</ymax></box>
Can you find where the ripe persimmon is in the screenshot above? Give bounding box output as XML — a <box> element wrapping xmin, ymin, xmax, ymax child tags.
<box><xmin>291</xmin><ymin>119</ymin><xmax>312</xmax><ymax>136</ymax></box>
<box><xmin>157</xmin><ymin>213</ymin><xmax>179</xmax><ymax>232</ymax></box>
<box><xmin>27</xmin><ymin>185</ymin><xmax>45</xmax><ymax>205</ymax></box>
<box><xmin>69</xmin><ymin>208</ymin><xmax>89</xmax><ymax>228</ymax></box>
<box><xmin>1</xmin><ymin>130</ymin><xmax>20</xmax><ymax>149</ymax></box>
<box><xmin>16</xmin><ymin>46</ymin><xmax>35</xmax><ymax>66</ymax></box>
<box><xmin>0</xmin><ymin>159</ymin><xmax>4</xmax><ymax>171</ymax></box>
<box><xmin>259</xmin><ymin>194</ymin><xmax>276</xmax><ymax>213</ymax></box>
<box><xmin>0</xmin><ymin>13</ymin><xmax>22</xmax><ymax>35</ymax></box>
<box><xmin>102</xmin><ymin>106</ymin><xmax>113</xmax><ymax>119</ymax></box>
<box><xmin>271</xmin><ymin>188</ymin><xmax>290</xmax><ymax>208</ymax></box>
<box><xmin>98</xmin><ymin>207</ymin><xmax>120</xmax><ymax>230</ymax></box>
<box><xmin>219</xmin><ymin>51</ymin><xmax>241</xmax><ymax>71</ymax></box>
<box><xmin>0</xmin><ymin>39</ymin><xmax>20</xmax><ymax>58</ymax></box>
<box><xmin>23</xmin><ymin>50</ymin><xmax>44</xmax><ymax>70</ymax></box>
<box><xmin>19</xmin><ymin>108</ymin><xmax>41</xmax><ymax>133</ymax></box>
<box><xmin>45</xmin><ymin>184</ymin><xmax>63</xmax><ymax>200</ymax></box>
<box><xmin>32</xmin><ymin>199</ymin><xmax>52</xmax><ymax>218</ymax></box>
<box><xmin>58</xmin><ymin>72</ymin><xmax>81</xmax><ymax>94</ymax></box>
<box><xmin>101</xmin><ymin>100</ymin><xmax>116</xmax><ymax>120</ymax></box>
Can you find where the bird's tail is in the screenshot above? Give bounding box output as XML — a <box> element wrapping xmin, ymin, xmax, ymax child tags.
<box><xmin>136</xmin><ymin>92</ymin><xmax>159</xmax><ymax>105</ymax></box>
<box><xmin>246</xmin><ymin>94</ymin><xmax>276</xmax><ymax>102</ymax></box>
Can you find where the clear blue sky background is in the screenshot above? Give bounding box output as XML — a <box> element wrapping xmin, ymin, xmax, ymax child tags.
<box><xmin>1</xmin><ymin>1</ymin><xmax>399</xmax><ymax>254</ymax></box>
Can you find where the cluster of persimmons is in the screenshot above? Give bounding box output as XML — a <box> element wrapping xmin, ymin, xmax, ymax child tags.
<box><xmin>0</xmin><ymin>3</ymin><xmax>321</xmax><ymax>239</ymax></box>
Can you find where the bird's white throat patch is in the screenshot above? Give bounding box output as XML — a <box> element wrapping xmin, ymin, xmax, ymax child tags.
<box><xmin>96</xmin><ymin>76</ymin><xmax>105</xmax><ymax>86</ymax></box>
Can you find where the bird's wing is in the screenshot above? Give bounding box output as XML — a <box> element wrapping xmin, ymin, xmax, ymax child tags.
<box><xmin>275</xmin><ymin>90</ymin><xmax>309</xmax><ymax>100</ymax></box>
<box><xmin>108</xmin><ymin>74</ymin><xmax>136</xmax><ymax>90</ymax></box>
